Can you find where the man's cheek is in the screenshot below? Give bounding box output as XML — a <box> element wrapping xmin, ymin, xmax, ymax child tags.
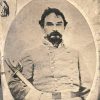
<box><xmin>44</xmin><ymin>27</ymin><xmax>53</xmax><ymax>34</ymax></box>
<box><xmin>57</xmin><ymin>28</ymin><xmax>64</xmax><ymax>33</ymax></box>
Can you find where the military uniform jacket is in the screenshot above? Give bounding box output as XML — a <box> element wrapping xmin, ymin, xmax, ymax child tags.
<box><xmin>8</xmin><ymin>41</ymin><xmax>91</xmax><ymax>100</ymax></box>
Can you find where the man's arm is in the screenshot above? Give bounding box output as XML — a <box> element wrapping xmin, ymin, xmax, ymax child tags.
<box><xmin>6</xmin><ymin>55</ymin><xmax>34</xmax><ymax>100</ymax></box>
<box><xmin>78</xmin><ymin>53</ymin><xmax>92</xmax><ymax>99</ymax></box>
<box><xmin>8</xmin><ymin>77</ymin><xmax>30</xmax><ymax>100</ymax></box>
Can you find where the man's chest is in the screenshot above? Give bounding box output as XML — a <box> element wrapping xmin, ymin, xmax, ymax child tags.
<box><xmin>27</xmin><ymin>46</ymin><xmax>80</xmax><ymax>92</ymax></box>
<box><xmin>21</xmin><ymin>45</ymin><xmax>80</xmax><ymax>92</ymax></box>
<box><xmin>31</xmin><ymin>46</ymin><xmax>77</xmax><ymax>65</ymax></box>
<box><xmin>29</xmin><ymin>46</ymin><xmax>79</xmax><ymax>77</ymax></box>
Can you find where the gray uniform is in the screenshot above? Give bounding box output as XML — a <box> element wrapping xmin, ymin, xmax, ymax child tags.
<box><xmin>8</xmin><ymin>40</ymin><xmax>91</xmax><ymax>100</ymax></box>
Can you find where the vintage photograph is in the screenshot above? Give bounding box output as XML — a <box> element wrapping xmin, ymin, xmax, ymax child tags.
<box><xmin>0</xmin><ymin>0</ymin><xmax>99</xmax><ymax>100</ymax></box>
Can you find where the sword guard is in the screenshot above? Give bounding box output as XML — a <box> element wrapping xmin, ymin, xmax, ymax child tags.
<box><xmin>5</xmin><ymin>58</ymin><xmax>23</xmax><ymax>76</ymax></box>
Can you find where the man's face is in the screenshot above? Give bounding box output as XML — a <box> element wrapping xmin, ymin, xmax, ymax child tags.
<box><xmin>42</xmin><ymin>13</ymin><xmax>66</xmax><ymax>47</ymax></box>
<box><xmin>43</xmin><ymin>13</ymin><xmax>65</xmax><ymax>35</ymax></box>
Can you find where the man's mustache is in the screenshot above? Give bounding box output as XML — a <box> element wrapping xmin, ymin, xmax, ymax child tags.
<box><xmin>47</xmin><ymin>31</ymin><xmax>62</xmax><ymax>48</ymax></box>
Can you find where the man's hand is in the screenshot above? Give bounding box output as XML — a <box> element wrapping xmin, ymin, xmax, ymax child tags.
<box><xmin>5</xmin><ymin>55</ymin><xmax>34</xmax><ymax>80</ymax></box>
<box><xmin>19</xmin><ymin>55</ymin><xmax>34</xmax><ymax>69</ymax></box>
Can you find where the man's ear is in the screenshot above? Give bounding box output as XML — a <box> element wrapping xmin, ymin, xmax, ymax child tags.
<box><xmin>43</xmin><ymin>28</ymin><xmax>47</xmax><ymax>34</ymax></box>
<box><xmin>39</xmin><ymin>20</ymin><xmax>41</xmax><ymax>27</ymax></box>
<box><xmin>39</xmin><ymin>20</ymin><xmax>44</xmax><ymax>28</ymax></box>
<box><xmin>64</xmin><ymin>21</ymin><xmax>68</xmax><ymax>29</ymax></box>
<box><xmin>40</xmin><ymin>27</ymin><xmax>46</xmax><ymax>34</ymax></box>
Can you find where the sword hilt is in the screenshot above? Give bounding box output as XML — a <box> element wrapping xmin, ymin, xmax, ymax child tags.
<box><xmin>5</xmin><ymin>58</ymin><xmax>22</xmax><ymax>76</ymax></box>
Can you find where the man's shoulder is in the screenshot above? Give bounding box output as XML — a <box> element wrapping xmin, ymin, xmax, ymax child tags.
<box><xmin>20</xmin><ymin>45</ymin><xmax>47</xmax><ymax>59</ymax></box>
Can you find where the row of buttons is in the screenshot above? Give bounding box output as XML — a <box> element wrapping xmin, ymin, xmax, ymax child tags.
<box><xmin>49</xmin><ymin>48</ymin><xmax>55</xmax><ymax>71</ymax></box>
<box><xmin>48</xmin><ymin>46</ymin><xmax>70</xmax><ymax>92</ymax></box>
<box><xmin>49</xmin><ymin>48</ymin><xmax>58</xmax><ymax>91</ymax></box>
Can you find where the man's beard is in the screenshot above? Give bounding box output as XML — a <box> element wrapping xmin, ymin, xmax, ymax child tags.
<box><xmin>46</xmin><ymin>31</ymin><xmax>62</xmax><ymax>48</ymax></box>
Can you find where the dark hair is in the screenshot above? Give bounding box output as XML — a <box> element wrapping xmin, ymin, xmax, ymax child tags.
<box><xmin>39</xmin><ymin>7</ymin><xmax>68</xmax><ymax>28</ymax></box>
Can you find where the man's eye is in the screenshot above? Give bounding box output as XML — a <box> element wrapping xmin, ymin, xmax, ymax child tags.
<box><xmin>46</xmin><ymin>22</ymin><xmax>54</xmax><ymax>26</ymax></box>
<box><xmin>56</xmin><ymin>23</ymin><xmax>62</xmax><ymax>26</ymax></box>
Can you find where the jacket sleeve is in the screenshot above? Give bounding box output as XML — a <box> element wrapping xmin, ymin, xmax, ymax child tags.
<box><xmin>8</xmin><ymin>77</ymin><xmax>30</xmax><ymax>100</ymax></box>
<box><xmin>78</xmin><ymin>52</ymin><xmax>92</xmax><ymax>99</ymax></box>
<box><xmin>8</xmin><ymin>55</ymin><xmax>34</xmax><ymax>100</ymax></box>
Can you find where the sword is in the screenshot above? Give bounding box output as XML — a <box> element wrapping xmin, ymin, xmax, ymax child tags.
<box><xmin>5</xmin><ymin>58</ymin><xmax>41</xmax><ymax>94</ymax></box>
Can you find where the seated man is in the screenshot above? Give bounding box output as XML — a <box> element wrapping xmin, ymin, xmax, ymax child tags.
<box><xmin>6</xmin><ymin>8</ymin><xmax>91</xmax><ymax>100</ymax></box>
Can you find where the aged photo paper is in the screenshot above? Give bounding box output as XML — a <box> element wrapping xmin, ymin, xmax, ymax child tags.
<box><xmin>0</xmin><ymin>0</ymin><xmax>100</xmax><ymax>100</ymax></box>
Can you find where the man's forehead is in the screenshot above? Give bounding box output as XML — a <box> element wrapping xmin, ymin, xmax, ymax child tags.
<box><xmin>45</xmin><ymin>13</ymin><xmax>63</xmax><ymax>22</ymax></box>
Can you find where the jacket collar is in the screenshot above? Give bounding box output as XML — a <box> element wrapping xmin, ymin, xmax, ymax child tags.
<box><xmin>42</xmin><ymin>36</ymin><xmax>65</xmax><ymax>48</ymax></box>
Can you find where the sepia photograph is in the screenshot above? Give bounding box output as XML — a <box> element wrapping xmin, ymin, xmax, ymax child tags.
<box><xmin>0</xmin><ymin>0</ymin><xmax>100</xmax><ymax>100</ymax></box>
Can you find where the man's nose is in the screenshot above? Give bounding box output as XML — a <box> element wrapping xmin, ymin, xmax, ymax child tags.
<box><xmin>52</xmin><ymin>25</ymin><xmax>57</xmax><ymax>31</ymax></box>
